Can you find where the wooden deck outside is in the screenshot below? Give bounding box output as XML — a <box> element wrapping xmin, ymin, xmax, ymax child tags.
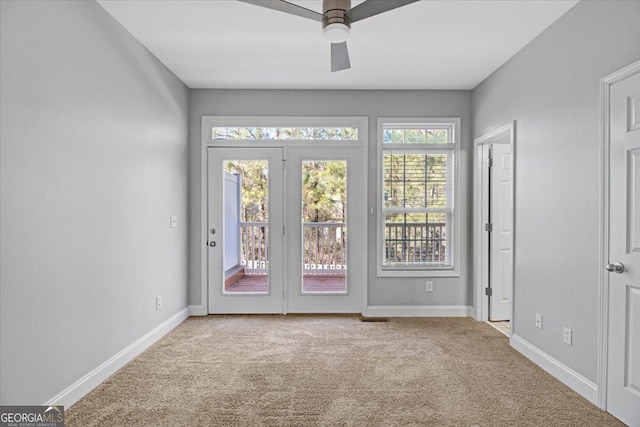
<box><xmin>225</xmin><ymin>274</ymin><xmax>346</xmax><ymax>293</ymax></box>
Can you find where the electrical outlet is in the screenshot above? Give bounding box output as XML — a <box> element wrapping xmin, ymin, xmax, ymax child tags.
<box><xmin>535</xmin><ymin>313</ymin><xmax>543</xmax><ymax>329</ymax></box>
<box><xmin>170</xmin><ymin>215</ymin><xmax>178</xmax><ymax>228</ymax></box>
<box><xmin>425</xmin><ymin>281</ymin><xmax>433</xmax><ymax>292</ymax></box>
<box><xmin>156</xmin><ymin>295</ymin><xmax>162</xmax><ymax>310</ymax></box>
<box><xmin>563</xmin><ymin>327</ymin><xmax>572</xmax><ymax>346</ymax></box>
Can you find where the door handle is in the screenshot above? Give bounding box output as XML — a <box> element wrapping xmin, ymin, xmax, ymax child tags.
<box><xmin>209</xmin><ymin>241</ymin><xmax>216</xmax><ymax>247</ymax></box>
<box><xmin>606</xmin><ymin>262</ymin><xmax>624</xmax><ymax>273</ymax></box>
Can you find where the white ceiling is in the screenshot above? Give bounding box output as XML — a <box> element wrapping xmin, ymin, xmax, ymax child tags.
<box><xmin>97</xmin><ymin>0</ymin><xmax>578</xmax><ymax>90</ymax></box>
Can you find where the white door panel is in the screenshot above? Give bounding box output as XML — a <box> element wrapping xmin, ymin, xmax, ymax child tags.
<box><xmin>607</xmin><ymin>70</ymin><xmax>640</xmax><ymax>426</ymax></box>
<box><xmin>630</xmin><ymin>149</ymin><xmax>640</xmax><ymax>253</ymax></box>
<box><xmin>490</xmin><ymin>143</ymin><xmax>513</xmax><ymax>321</ymax></box>
<box><xmin>208</xmin><ymin>148</ymin><xmax>285</xmax><ymax>314</ymax></box>
<box><xmin>286</xmin><ymin>148</ymin><xmax>363</xmax><ymax>313</ymax></box>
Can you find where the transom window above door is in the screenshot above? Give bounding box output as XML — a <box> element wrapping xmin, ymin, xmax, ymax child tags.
<box><xmin>203</xmin><ymin>116</ymin><xmax>367</xmax><ymax>145</ymax></box>
<box><xmin>213</xmin><ymin>127</ymin><xmax>358</xmax><ymax>141</ymax></box>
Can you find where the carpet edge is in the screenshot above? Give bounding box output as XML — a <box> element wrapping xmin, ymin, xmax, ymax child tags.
<box><xmin>510</xmin><ymin>333</ymin><xmax>599</xmax><ymax>407</ymax></box>
<box><xmin>44</xmin><ymin>306</ymin><xmax>191</xmax><ymax>409</ymax></box>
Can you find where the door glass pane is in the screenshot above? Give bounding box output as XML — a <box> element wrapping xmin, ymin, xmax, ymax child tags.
<box><xmin>301</xmin><ymin>160</ymin><xmax>347</xmax><ymax>293</ymax></box>
<box><xmin>223</xmin><ymin>160</ymin><xmax>269</xmax><ymax>294</ymax></box>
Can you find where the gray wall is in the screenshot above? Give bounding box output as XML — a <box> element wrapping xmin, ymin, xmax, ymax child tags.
<box><xmin>189</xmin><ymin>90</ymin><xmax>472</xmax><ymax>308</ymax></box>
<box><xmin>472</xmin><ymin>0</ymin><xmax>640</xmax><ymax>383</ymax></box>
<box><xmin>0</xmin><ymin>1</ymin><xmax>189</xmax><ymax>404</ymax></box>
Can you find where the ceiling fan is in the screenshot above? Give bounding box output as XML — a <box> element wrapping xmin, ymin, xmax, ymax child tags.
<box><xmin>238</xmin><ymin>0</ymin><xmax>420</xmax><ymax>72</ymax></box>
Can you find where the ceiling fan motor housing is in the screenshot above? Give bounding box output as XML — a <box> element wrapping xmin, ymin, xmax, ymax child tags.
<box><xmin>323</xmin><ymin>0</ymin><xmax>351</xmax><ymax>29</ymax></box>
<box><xmin>323</xmin><ymin>0</ymin><xmax>351</xmax><ymax>43</ymax></box>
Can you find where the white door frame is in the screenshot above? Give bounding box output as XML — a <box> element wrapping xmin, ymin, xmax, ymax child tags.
<box><xmin>199</xmin><ymin>116</ymin><xmax>368</xmax><ymax>315</ymax></box>
<box><xmin>473</xmin><ymin>121</ymin><xmax>516</xmax><ymax>326</ymax></box>
<box><xmin>598</xmin><ymin>59</ymin><xmax>640</xmax><ymax>410</ymax></box>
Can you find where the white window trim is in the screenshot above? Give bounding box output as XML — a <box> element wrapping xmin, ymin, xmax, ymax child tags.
<box><xmin>376</xmin><ymin>117</ymin><xmax>461</xmax><ymax>278</ymax></box>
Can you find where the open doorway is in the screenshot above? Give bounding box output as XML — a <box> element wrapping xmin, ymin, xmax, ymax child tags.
<box><xmin>474</xmin><ymin>122</ymin><xmax>515</xmax><ymax>335</ymax></box>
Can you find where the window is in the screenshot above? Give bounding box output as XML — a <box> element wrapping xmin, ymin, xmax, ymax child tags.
<box><xmin>203</xmin><ymin>117</ymin><xmax>366</xmax><ymax>146</ymax></box>
<box><xmin>377</xmin><ymin>118</ymin><xmax>459</xmax><ymax>277</ymax></box>
<box><xmin>212</xmin><ymin>127</ymin><xmax>358</xmax><ymax>141</ymax></box>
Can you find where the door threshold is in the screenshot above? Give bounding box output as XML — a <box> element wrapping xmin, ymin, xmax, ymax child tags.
<box><xmin>486</xmin><ymin>320</ymin><xmax>510</xmax><ymax>337</ymax></box>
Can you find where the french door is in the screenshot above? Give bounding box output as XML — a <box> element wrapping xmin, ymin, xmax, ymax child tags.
<box><xmin>207</xmin><ymin>146</ymin><xmax>363</xmax><ymax>314</ymax></box>
<box><xmin>286</xmin><ymin>147</ymin><xmax>363</xmax><ymax>313</ymax></box>
<box><xmin>207</xmin><ymin>148</ymin><xmax>285</xmax><ymax>313</ymax></box>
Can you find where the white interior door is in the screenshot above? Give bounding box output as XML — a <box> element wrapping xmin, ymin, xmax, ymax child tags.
<box><xmin>607</xmin><ymin>70</ymin><xmax>640</xmax><ymax>426</ymax></box>
<box><xmin>286</xmin><ymin>148</ymin><xmax>364</xmax><ymax>313</ymax></box>
<box><xmin>208</xmin><ymin>147</ymin><xmax>284</xmax><ymax>314</ymax></box>
<box><xmin>489</xmin><ymin>143</ymin><xmax>513</xmax><ymax>321</ymax></box>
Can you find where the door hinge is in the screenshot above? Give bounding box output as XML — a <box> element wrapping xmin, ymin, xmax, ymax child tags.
<box><xmin>283</xmin><ymin>225</ymin><xmax>286</xmax><ymax>235</ymax></box>
<box><xmin>485</xmin><ymin>158</ymin><xmax>493</xmax><ymax>167</ymax></box>
<box><xmin>485</xmin><ymin>223</ymin><xmax>493</xmax><ymax>232</ymax></box>
<box><xmin>485</xmin><ymin>287</ymin><xmax>492</xmax><ymax>297</ymax></box>
<box><xmin>282</xmin><ymin>159</ymin><xmax>286</xmax><ymax>170</ymax></box>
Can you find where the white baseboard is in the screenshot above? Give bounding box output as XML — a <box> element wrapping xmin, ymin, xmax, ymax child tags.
<box><xmin>510</xmin><ymin>334</ymin><xmax>598</xmax><ymax>405</ymax></box>
<box><xmin>364</xmin><ymin>305</ymin><xmax>473</xmax><ymax>317</ymax></box>
<box><xmin>44</xmin><ymin>307</ymin><xmax>190</xmax><ymax>408</ymax></box>
<box><xmin>189</xmin><ymin>304</ymin><xmax>208</xmax><ymax>316</ymax></box>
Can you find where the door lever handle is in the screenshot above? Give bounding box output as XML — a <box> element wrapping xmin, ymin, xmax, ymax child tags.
<box><xmin>606</xmin><ymin>262</ymin><xmax>624</xmax><ymax>273</ymax></box>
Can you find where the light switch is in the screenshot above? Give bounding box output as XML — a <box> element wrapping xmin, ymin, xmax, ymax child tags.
<box><xmin>170</xmin><ymin>215</ymin><xmax>178</xmax><ymax>228</ymax></box>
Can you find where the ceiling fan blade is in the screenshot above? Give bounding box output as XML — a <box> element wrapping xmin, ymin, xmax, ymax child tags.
<box><xmin>347</xmin><ymin>0</ymin><xmax>420</xmax><ymax>23</ymax></box>
<box><xmin>237</xmin><ymin>0</ymin><xmax>323</xmax><ymax>22</ymax></box>
<box><xmin>331</xmin><ymin>42</ymin><xmax>351</xmax><ymax>72</ymax></box>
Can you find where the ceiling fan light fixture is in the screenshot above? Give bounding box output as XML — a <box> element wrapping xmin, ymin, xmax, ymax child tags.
<box><xmin>323</xmin><ymin>22</ymin><xmax>351</xmax><ymax>43</ymax></box>
<box><xmin>239</xmin><ymin>0</ymin><xmax>420</xmax><ymax>72</ymax></box>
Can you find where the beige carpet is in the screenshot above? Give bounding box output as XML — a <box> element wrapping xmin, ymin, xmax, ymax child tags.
<box><xmin>66</xmin><ymin>315</ymin><xmax>623</xmax><ymax>426</ymax></box>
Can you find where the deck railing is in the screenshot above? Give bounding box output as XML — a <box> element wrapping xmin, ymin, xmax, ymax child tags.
<box><xmin>240</xmin><ymin>222</ymin><xmax>346</xmax><ymax>275</ymax></box>
<box><xmin>384</xmin><ymin>222</ymin><xmax>446</xmax><ymax>264</ymax></box>
<box><xmin>302</xmin><ymin>222</ymin><xmax>346</xmax><ymax>275</ymax></box>
<box><xmin>240</xmin><ymin>222</ymin><xmax>269</xmax><ymax>274</ymax></box>
<box><xmin>240</xmin><ymin>221</ymin><xmax>446</xmax><ymax>274</ymax></box>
